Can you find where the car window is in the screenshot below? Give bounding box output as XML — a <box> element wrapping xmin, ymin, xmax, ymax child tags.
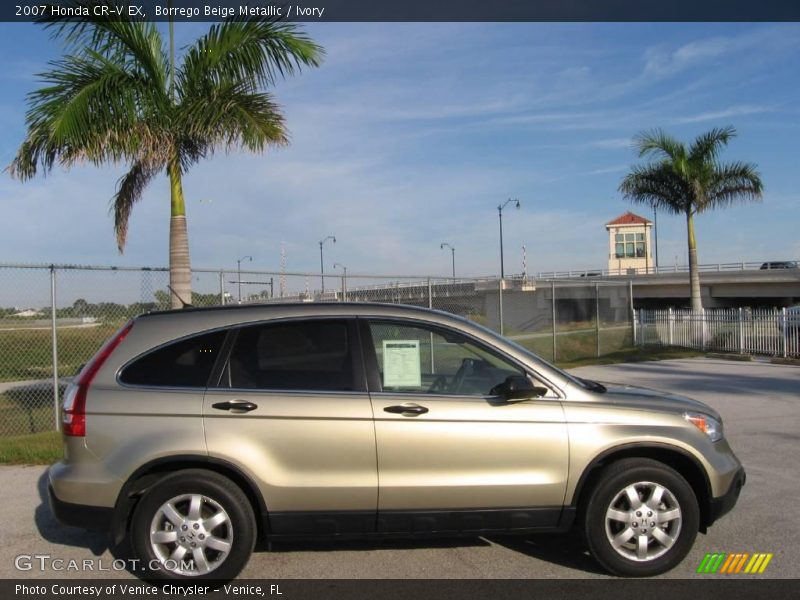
<box><xmin>120</xmin><ymin>330</ymin><xmax>226</xmax><ymax>388</ymax></box>
<box><xmin>367</xmin><ymin>320</ymin><xmax>526</xmax><ymax>396</ymax></box>
<box><xmin>226</xmin><ymin>320</ymin><xmax>355</xmax><ymax>391</ymax></box>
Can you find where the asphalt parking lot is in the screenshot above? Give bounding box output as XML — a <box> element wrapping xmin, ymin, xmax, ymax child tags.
<box><xmin>1</xmin><ymin>358</ymin><xmax>797</xmax><ymax>579</ymax></box>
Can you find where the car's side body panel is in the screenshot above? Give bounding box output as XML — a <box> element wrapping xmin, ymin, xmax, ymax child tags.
<box><xmin>202</xmin><ymin>388</ymin><xmax>378</xmax><ymax>516</ymax></box>
<box><xmin>370</xmin><ymin>393</ymin><xmax>568</xmax><ymax>515</ymax></box>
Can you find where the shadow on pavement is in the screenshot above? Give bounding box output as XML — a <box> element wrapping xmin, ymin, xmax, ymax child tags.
<box><xmin>257</xmin><ymin>536</ymin><xmax>490</xmax><ymax>553</ymax></box>
<box><xmin>487</xmin><ymin>530</ymin><xmax>606</xmax><ymax>575</ymax></box>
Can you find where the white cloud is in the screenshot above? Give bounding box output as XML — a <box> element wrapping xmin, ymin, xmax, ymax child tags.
<box><xmin>671</xmin><ymin>104</ymin><xmax>776</xmax><ymax>124</ymax></box>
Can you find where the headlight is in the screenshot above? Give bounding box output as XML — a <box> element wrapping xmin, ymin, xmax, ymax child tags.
<box><xmin>684</xmin><ymin>412</ymin><xmax>724</xmax><ymax>442</ymax></box>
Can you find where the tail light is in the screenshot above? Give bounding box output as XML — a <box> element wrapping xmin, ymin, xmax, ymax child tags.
<box><xmin>62</xmin><ymin>320</ymin><xmax>134</xmax><ymax>437</ymax></box>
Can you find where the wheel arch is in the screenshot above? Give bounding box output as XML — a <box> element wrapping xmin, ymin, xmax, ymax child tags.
<box><xmin>111</xmin><ymin>455</ymin><xmax>268</xmax><ymax>545</ymax></box>
<box><xmin>570</xmin><ymin>443</ymin><xmax>713</xmax><ymax>533</ymax></box>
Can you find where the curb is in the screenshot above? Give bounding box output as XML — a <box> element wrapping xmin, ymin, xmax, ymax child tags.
<box><xmin>706</xmin><ymin>352</ymin><xmax>752</xmax><ymax>362</ymax></box>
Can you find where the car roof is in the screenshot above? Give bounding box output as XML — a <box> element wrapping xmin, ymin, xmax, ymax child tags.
<box><xmin>141</xmin><ymin>301</ymin><xmax>452</xmax><ymax>320</ymax></box>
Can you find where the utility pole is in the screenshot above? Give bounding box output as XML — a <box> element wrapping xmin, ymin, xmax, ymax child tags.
<box><xmin>319</xmin><ymin>235</ymin><xmax>336</xmax><ymax>294</ymax></box>
<box><xmin>498</xmin><ymin>198</ymin><xmax>520</xmax><ymax>278</ymax></box>
<box><xmin>440</xmin><ymin>243</ymin><xmax>456</xmax><ymax>277</ymax></box>
<box><xmin>236</xmin><ymin>255</ymin><xmax>252</xmax><ymax>303</ymax></box>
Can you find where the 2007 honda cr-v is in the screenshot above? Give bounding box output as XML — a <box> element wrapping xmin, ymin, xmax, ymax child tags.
<box><xmin>48</xmin><ymin>303</ymin><xmax>745</xmax><ymax>580</ymax></box>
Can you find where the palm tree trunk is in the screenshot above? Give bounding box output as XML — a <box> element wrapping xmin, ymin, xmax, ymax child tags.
<box><xmin>686</xmin><ymin>210</ymin><xmax>702</xmax><ymax>311</ymax></box>
<box><xmin>168</xmin><ymin>155</ymin><xmax>192</xmax><ymax>308</ymax></box>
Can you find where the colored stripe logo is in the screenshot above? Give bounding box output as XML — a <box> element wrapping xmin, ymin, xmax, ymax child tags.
<box><xmin>697</xmin><ymin>552</ymin><xmax>773</xmax><ymax>574</ymax></box>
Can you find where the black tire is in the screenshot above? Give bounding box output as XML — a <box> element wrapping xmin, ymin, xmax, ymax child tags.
<box><xmin>131</xmin><ymin>469</ymin><xmax>257</xmax><ymax>582</ymax></box>
<box><xmin>583</xmin><ymin>458</ymin><xmax>699</xmax><ymax>577</ymax></box>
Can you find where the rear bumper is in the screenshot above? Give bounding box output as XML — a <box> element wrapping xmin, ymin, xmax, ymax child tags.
<box><xmin>48</xmin><ymin>484</ymin><xmax>113</xmax><ymax>533</ymax></box>
<box><xmin>708</xmin><ymin>466</ymin><xmax>746</xmax><ymax>527</ymax></box>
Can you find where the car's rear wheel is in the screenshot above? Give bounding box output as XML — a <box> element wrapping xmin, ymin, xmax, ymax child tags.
<box><xmin>584</xmin><ymin>458</ymin><xmax>699</xmax><ymax>576</ymax></box>
<box><xmin>131</xmin><ymin>469</ymin><xmax>256</xmax><ymax>581</ymax></box>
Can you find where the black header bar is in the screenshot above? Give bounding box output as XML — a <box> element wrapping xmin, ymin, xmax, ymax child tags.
<box><xmin>3</xmin><ymin>0</ymin><xmax>800</xmax><ymax>23</ymax></box>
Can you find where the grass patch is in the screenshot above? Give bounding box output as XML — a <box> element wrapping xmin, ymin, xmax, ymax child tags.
<box><xmin>0</xmin><ymin>430</ymin><xmax>61</xmax><ymax>465</ymax></box>
<box><xmin>557</xmin><ymin>346</ymin><xmax>704</xmax><ymax>369</ymax></box>
<box><xmin>0</xmin><ymin>322</ymin><xmax>123</xmax><ymax>382</ymax></box>
<box><xmin>0</xmin><ymin>392</ymin><xmax>58</xmax><ymax>436</ymax></box>
<box><xmin>513</xmin><ymin>327</ymin><xmax>634</xmax><ymax>363</ymax></box>
<box><xmin>771</xmin><ymin>357</ymin><xmax>800</xmax><ymax>366</ymax></box>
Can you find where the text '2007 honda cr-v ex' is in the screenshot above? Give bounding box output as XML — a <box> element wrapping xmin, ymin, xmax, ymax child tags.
<box><xmin>48</xmin><ymin>303</ymin><xmax>745</xmax><ymax>580</ymax></box>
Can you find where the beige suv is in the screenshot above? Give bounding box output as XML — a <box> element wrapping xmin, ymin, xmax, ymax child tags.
<box><xmin>49</xmin><ymin>303</ymin><xmax>745</xmax><ymax>580</ymax></box>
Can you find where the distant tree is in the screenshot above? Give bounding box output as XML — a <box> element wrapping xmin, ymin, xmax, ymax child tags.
<box><xmin>73</xmin><ymin>298</ymin><xmax>89</xmax><ymax>315</ymax></box>
<box><xmin>10</xmin><ymin>3</ymin><xmax>323</xmax><ymax>307</ymax></box>
<box><xmin>619</xmin><ymin>126</ymin><xmax>763</xmax><ymax>310</ymax></box>
<box><xmin>154</xmin><ymin>290</ymin><xmax>170</xmax><ymax>308</ymax></box>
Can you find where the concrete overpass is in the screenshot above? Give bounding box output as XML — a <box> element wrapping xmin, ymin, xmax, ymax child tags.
<box><xmin>614</xmin><ymin>266</ymin><xmax>800</xmax><ymax>308</ymax></box>
<box><xmin>269</xmin><ymin>263</ymin><xmax>800</xmax><ymax>333</ymax></box>
<box><xmin>326</xmin><ymin>265</ymin><xmax>800</xmax><ymax>309</ymax></box>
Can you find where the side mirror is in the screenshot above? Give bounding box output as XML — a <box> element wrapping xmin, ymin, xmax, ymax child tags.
<box><xmin>490</xmin><ymin>375</ymin><xmax>548</xmax><ymax>400</ymax></box>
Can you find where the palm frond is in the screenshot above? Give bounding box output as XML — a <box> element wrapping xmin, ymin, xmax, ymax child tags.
<box><xmin>43</xmin><ymin>2</ymin><xmax>167</xmax><ymax>90</ymax></box>
<box><xmin>633</xmin><ymin>128</ymin><xmax>687</xmax><ymax>165</ymax></box>
<box><xmin>618</xmin><ymin>163</ymin><xmax>692</xmax><ymax>215</ymax></box>
<box><xmin>688</xmin><ymin>125</ymin><xmax>736</xmax><ymax>165</ymax></box>
<box><xmin>179</xmin><ymin>19</ymin><xmax>324</xmax><ymax>100</ymax></box>
<box><xmin>177</xmin><ymin>83</ymin><xmax>288</xmax><ymax>167</ymax></box>
<box><xmin>9</xmin><ymin>50</ymin><xmax>166</xmax><ymax>178</ymax></box>
<box><xmin>701</xmin><ymin>161</ymin><xmax>764</xmax><ymax>213</ymax></box>
<box><xmin>112</xmin><ymin>160</ymin><xmax>160</xmax><ymax>251</ymax></box>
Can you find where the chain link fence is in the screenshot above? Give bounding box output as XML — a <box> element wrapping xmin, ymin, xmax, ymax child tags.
<box><xmin>0</xmin><ymin>264</ymin><xmax>633</xmax><ymax>436</ymax></box>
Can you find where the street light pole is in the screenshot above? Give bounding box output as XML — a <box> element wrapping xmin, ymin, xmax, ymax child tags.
<box><xmin>319</xmin><ymin>235</ymin><xmax>336</xmax><ymax>294</ymax></box>
<box><xmin>497</xmin><ymin>198</ymin><xmax>520</xmax><ymax>279</ymax></box>
<box><xmin>334</xmin><ymin>263</ymin><xmax>347</xmax><ymax>301</ymax></box>
<box><xmin>440</xmin><ymin>243</ymin><xmax>455</xmax><ymax>277</ymax></box>
<box><xmin>236</xmin><ymin>255</ymin><xmax>252</xmax><ymax>303</ymax></box>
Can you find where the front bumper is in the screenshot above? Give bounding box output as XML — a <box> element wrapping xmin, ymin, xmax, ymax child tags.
<box><xmin>708</xmin><ymin>466</ymin><xmax>746</xmax><ymax>527</ymax></box>
<box><xmin>48</xmin><ymin>484</ymin><xmax>113</xmax><ymax>533</ymax></box>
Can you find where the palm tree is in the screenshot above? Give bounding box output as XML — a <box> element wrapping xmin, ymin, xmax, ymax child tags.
<box><xmin>10</xmin><ymin>4</ymin><xmax>323</xmax><ymax>307</ymax></box>
<box><xmin>619</xmin><ymin>126</ymin><xmax>763</xmax><ymax>310</ymax></box>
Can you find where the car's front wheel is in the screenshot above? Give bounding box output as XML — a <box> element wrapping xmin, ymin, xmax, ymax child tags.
<box><xmin>584</xmin><ymin>458</ymin><xmax>699</xmax><ymax>577</ymax></box>
<box><xmin>131</xmin><ymin>469</ymin><xmax>256</xmax><ymax>581</ymax></box>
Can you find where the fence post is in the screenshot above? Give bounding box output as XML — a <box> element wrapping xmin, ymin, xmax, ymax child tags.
<box><xmin>782</xmin><ymin>307</ymin><xmax>788</xmax><ymax>358</ymax></box>
<box><xmin>219</xmin><ymin>271</ymin><xmax>226</xmax><ymax>306</ymax></box>
<box><xmin>428</xmin><ymin>278</ymin><xmax>435</xmax><ymax>373</ymax></box>
<box><xmin>551</xmin><ymin>280</ymin><xmax>557</xmax><ymax>361</ymax></box>
<box><xmin>499</xmin><ymin>278</ymin><xmax>504</xmax><ymax>336</ymax></box>
<box><xmin>668</xmin><ymin>307</ymin><xmax>674</xmax><ymax>346</ymax></box>
<box><xmin>595</xmin><ymin>283</ymin><xmax>600</xmax><ymax>357</ymax></box>
<box><xmin>700</xmin><ymin>308</ymin><xmax>706</xmax><ymax>349</ymax></box>
<box><xmin>738</xmin><ymin>307</ymin><xmax>744</xmax><ymax>354</ymax></box>
<box><xmin>50</xmin><ymin>265</ymin><xmax>60</xmax><ymax>431</ymax></box>
<box><xmin>628</xmin><ymin>280</ymin><xmax>635</xmax><ymax>345</ymax></box>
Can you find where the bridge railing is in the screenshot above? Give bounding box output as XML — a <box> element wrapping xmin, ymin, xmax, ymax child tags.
<box><xmin>536</xmin><ymin>259</ymin><xmax>800</xmax><ymax>279</ymax></box>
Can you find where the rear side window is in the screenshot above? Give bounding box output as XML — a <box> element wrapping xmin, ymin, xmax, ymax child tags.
<box><xmin>120</xmin><ymin>330</ymin><xmax>227</xmax><ymax>388</ymax></box>
<box><xmin>226</xmin><ymin>320</ymin><xmax>354</xmax><ymax>391</ymax></box>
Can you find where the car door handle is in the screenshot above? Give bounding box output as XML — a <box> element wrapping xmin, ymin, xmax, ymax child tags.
<box><xmin>212</xmin><ymin>400</ymin><xmax>258</xmax><ymax>413</ymax></box>
<box><xmin>384</xmin><ymin>403</ymin><xmax>429</xmax><ymax>416</ymax></box>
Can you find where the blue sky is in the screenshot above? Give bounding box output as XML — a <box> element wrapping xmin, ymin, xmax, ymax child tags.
<box><xmin>0</xmin><ymin>22</ymin><xmax>798</xmax><ymax>278</ymax></box>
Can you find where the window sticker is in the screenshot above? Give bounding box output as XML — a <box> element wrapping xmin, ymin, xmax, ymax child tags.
<box><xmin>382</xmin><ymin>340</ymin><xmax>422</xmax><ymax>388</ymax></box>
